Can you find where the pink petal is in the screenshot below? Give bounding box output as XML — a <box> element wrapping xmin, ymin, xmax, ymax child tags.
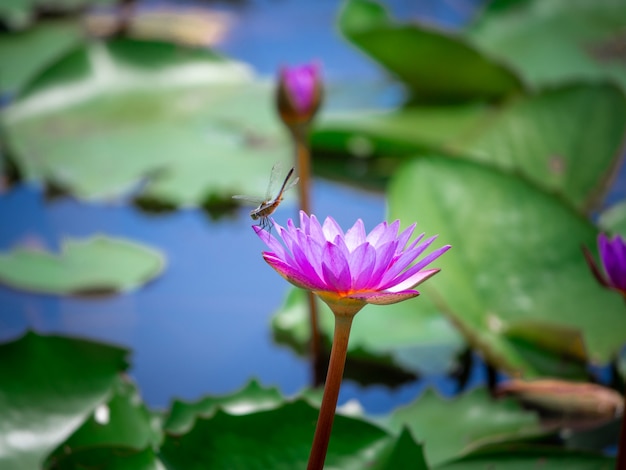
<box><xmin>291</xmin><ymin>242</ymin><xmax>325</xmax><ymax>286</ymax></box>
<box><xmin>348</xmin><ymin>242</ymin><xmax>376</xmax><ymax>290</ymax></box>
<box><xmin>377</xmin><ymin>235</ymin><xmax>439</xmax><ymax>287</ymax></box>
<box><xmin>322</xmin><ymin>216</ymin><xmax>344</xmax><ymax>242</ymax></box>
<box><xmin>396</xmin><ymin>223</ymin><xmax>416</xmax><ymax>251</ymax></box>
<box><xmin>375</xmin><ymin>219</ymin><xmax>400</xmax><ymax>248</ymax></box>
<box><xmin>254</xmin><ymin>225</ymin><xmax>291</xmax><ymax>263</ymax></box>
<box><xmin>365</xmin><ymin>221</ymin><xmax>387</xmax><ymax>246</ymax></box>
<box><xmin>385</xmin><ymin>268</ymin><xmax>440</xmax><ymax>293</ymax></box>
<box><xmin>263</xmin><ymin>253</ymin><xmax>324</xmax><ymax>290</ymax></box>
<box><xmin>351</xmin><ymin>289</ymin><xmax>420</xmax><ymax>305</ymax></box>
<box><xmin>409</xmin><ymin>244</ymin><xmax>451</xmax><ymax>272</ymax></box>
<box><xmin>344</xmin><ymin>219</ymin><xmax>366</xmax><ymax>251</ymax></box>
<box><xmin>308</xmin><ymin>214</ymin><xmax>325</xmax><ymax>241</ymax></box>
<box><xmin>368</xmin><ymin>240</ymin><xmax>399</xmax><ymax>287</ymax></box>
<box><xmin>321</xmin><ymin>241</ymin><xmax>352</xmax><ymax>292</ymax></box>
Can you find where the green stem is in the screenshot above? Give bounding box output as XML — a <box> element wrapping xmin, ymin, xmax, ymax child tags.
<box><xmin>306</xmin><ymin>314</ymin><xmax>354</xmax><ymax>470</ymax></box>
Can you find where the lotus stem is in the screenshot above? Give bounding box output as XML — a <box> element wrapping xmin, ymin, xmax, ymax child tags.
<box><xmin>306</xmin><ymin>313</ymin><xmax>354</xmax><ymax>470</ymax></box>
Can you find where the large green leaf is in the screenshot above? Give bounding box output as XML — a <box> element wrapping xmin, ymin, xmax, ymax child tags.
<box><xmin>388</xmin><ymin>156</ymin><xmax>626</xmax><ymax>376</ymax></box>
<box><xmin>599</xmin><ymin>201</ymin><xmax>626</xmax><ymax>237</ymax></box>
<box><xmin>163</xmin><ymin>379</ymin><xmax>284</xmax><ymax>435</ymax></box>
<box><xmin>0</xmin><ymin>332</ymin><xmax>129</xmax><ymax>470</ymax></box>
<box><xmin>437</xmin><ymin>444</ymin><xmax>615</xmax><ymax>469</ymax></box>
<box><xmin>272</xmin><ymin>287</ymin><xmax>465</xmax><ymax>378</ymax></box>
<box><xmin>467</xmin><ymin>0</ymin><xmax>626</xmax><ymax>90</ymax></box>
<box><xmin>383</xmin><ymin>388</ymin><xmax>543</xmax><ymax>467</ymax></box>
<box><xmin>0</xmin><ymin>21</ymin><xmax>83</xmax><ymax>96</ymax></box>
<box><xmin>314</xmin><ymin>83</ymin><xmax>626</xmax><ymax>213</ymax></box>
<box><xmin>46</xmin><ymin>377</ymin><xmax>162</xmax><ymax>468</ymax></box>
<box><xmin>0</xmin><ymin>0</ymin><xmax>115</xmax><ymax>31</ymax></box>
<box><xmin>46</xmin><ymin>447</ymin><xmax>164</xmax><ymax>470</ymax></box>
<box><xmin>159</xmin><ymin>399</ymin><xmax>428</xmax><ymax>470</ymax></box>
<box><xmin>338</xmin><ymin>0</ymin><xmax>524</xmax><ymax>102</ymax></box>
<box><xmin>0</xmin><ymin>235</ymin><xmax>165</xmax><ymax>295</ymax></box>
<box><xmin>2</xmin><ymin>39</ymin><xmax>292</xmax><ymax>205</ymax></box>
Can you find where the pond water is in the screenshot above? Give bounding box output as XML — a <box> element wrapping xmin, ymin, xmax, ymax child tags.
<box><xmin>1</xmin><ymin>0</ymin><xmax>623</xmax><ymax>415</ymax></box>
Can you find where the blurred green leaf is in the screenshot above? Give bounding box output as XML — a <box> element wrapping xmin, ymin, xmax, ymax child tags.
<box><xmin>47</xmin><ymin>447</ymin><xmax>164</xmax><ymax>470</ymax></box>
<box><xmin>160</xmin><ymin>399</ymin><xmax>428</xmax><ymax>470</ymax></box>
<box><xmin>272</xmin><ymin>287</ymin><xmax>465</xmax><ymax>378</ymax></box>
<box><xmin>338</xmin><ymin>0</ymin><xmax>524</xmax><ymax>102</ymax></box>
<box><xmin>382</xmin><ymin>388</ymin><xmax>543</xmax><ymax>467</ymax></box>
<box><xmin>314</xmin><ymin>83</ymin><xmax>626</xmax><ymax>213</ymax></box>
<box><xmin>598</xmin><ymin>201</ymin><xmax>626</xmax><ymax>237</ymax></box>
<box><xmin>0</xmin><ymin>332</ymin><xmax>129</xmax><ymax>470</ymax></box>
<box><xmin>164</xmin><ymin>379</ymin><xmax>284</xmax><ymax>435</ymax></box>
<box><xmin>437</xmin><ymin>444</ymin><xmax>615</xmax><ymax>469</ymax></box>
<box><xmin>467</xmin><ymin>0</ymin><xmax>626</xmax><ymax>90</ymax></box>
<box><xmin>46</xmin><ymin>377</ymin><xmax>162</xmax><ymax>468</ymax></box>
<box><xmin>2</xmin><ymin>39</ymin><xmax>292</xmax><ymax>206</ymax></box>
<box><xmin>0</xmin><ymin>235</ymin><xmax>165</xmax><ymax>295</ymax></box>
<box><xmin>0</xmin><ymin>0</ymin><xmax>115</xmax><ymax>31</ymax></box>
<box><xmin>388</xmin><ymin>156</ymin><xmax>626</xmax><ymax>376</ymax></box>
<box><xmin>0</xmin><ymin>21</ymin><xmax>83</xmax><ymax>96</ymax></box>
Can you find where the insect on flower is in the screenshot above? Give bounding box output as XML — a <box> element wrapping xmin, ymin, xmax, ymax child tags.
<box><xmin>233</xmin><ymin>164</ymin><xmax>299</xmax><ymax>231</ymax></box>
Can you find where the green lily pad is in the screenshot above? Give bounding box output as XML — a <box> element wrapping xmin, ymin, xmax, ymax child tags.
<box><xmin>437</xmin><ymin>444</ymin><xmax>615</xmax><ymax>469</ymax></box>
<box><xmin>598</xmin><ymin>201</ymin><xmax>626</xmax><ymax>237</ymax></box>
<box><xmin>2</xmin><ymin>39</ymin><xmax>292</xmax><ymax>206</ymax></box>
<box><xmin>467</xmin><ymin>0</ymin><xmax>626</xmax><ymax>90</ymax></box>
<box><xmin>0</xmin><ymin>0</ymin><xmax>115</xmax><ymax>31</ymax></box>
<box><xmin>0</xmin><ymin>21</ymin><xmax>84</xmax><ymax>97</ymax></box>
<box><xmin>163</xmin><ymin>379</ymin><xmax>285</xmax><ymax>435</ymax></box>
<box><xmin>0</xmin><ymin>331</ymin><xmax>129</xmax><ymax>470</ymax></box>
<box><xmin>382</xmin><ymin>388</ymin><xmax>543</xmax><ymax>467</ymax></box>
<box><xmin>46</xmin><ymin>447</ymin><xmax>164</xmax><ymax>470</ymax></box>
<box><xmin>160</xmin><ymin>399</ymin><xmax>428</xmax><ymax>470</ymax></box>
<box><xmin>272</xmin><ymin>287</ymin><xmax>465</xmax><ymax>378</ymax></box>
<box><xmin>338</xmin><ymin>0</ymin><xmax>524</xmax><ymax>102</ymax></box>
<box><xmin>0</xmin><ymin>235</ymin><xmax>165</xmax><ymax>295</ymax></box>
<box><xmin>46</xmin><ymin>377</ymin><xmax>162</xmax><ymax>468</ymax></box>
<box><xmin>314</xmin><ymin>83</ymin><xmax>626</xmax><ymax>213</ymax></box>
<box><xmin>387</xmin><ymin>156</ymin><xmax>626</xmax><ymax>376</ymax></box>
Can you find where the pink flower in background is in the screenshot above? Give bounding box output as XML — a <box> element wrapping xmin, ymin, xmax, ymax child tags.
<box><xmin>276</xmin><ymin>63</ymin><xmax>322</xmax><ymax>127</ymax></box>
<box><xmin>254</xmin><ymin>211</ymin><xmax>450</xmax><ymax>310</ymax></box>
<box><xmin>583</xmin><ymin>233</ymin><xmax>626</xmax><ymax>298</ymax></box>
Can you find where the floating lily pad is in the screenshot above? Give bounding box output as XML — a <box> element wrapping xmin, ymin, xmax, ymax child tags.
<box><xmin>0</xmin><ymin>0</ymin><xmax>115</xmax><ymax>31</ymax></box>
<box><xmin>159</xmin><ymin>399</ymin><xmax>428</xmax><ymax>470</ymax></box>
<box><xmin>0</xmin><ymin>21</ymin><xmax>84</xmax><ymax>97</ymax></box>
<box><xmin>338</xmin><ymin>0</ymin><xmax>524</xmax><ymax>102</ymax></box>
<box><xmin>438</xmin><ymin>444</ymin><xmax>615</xmax><ymax>469</ymax></box>
<box><xmin>46</xmin><ymin>447</ymin><xmax>164</xmax><ymax>470</ymax></box>
<box><xmin>46</xmin><ymin>377</ymin><xmax>163</xmax><ymax>468</ymax></box>
<box><xmin>467</xmin><ymin>0</ymin><xmax>626</xmax><ymax>90</ymax></box>
<box><xmin>382</xmin><ymin>388</ymin><xmax>543</xmax><ymax>467</ymax></box>
<box><xmin>0</xmin><ymin>235</ymin><xmax>165</xmax><ymax>295</ymax></box>
<box><xmin>2</xmin><ymin>39</ymin><xmax>292</xmax><ymax>206</ymax></box>
<box><xmin>163</xmin><ymin>379</ymin><xmax>285</xmax><ymax>435</ymax></box>
<box><xmin>598</xmin><ymin>201</ymin><xmax>626</xmax><ymax>237</ymax></box>
<box><xmin>0</xmin><ymin>331</ymin><xmax>129</xmax><ymax>470</ymax></box>
<box><xmin>272</xmin><ymin>287</ymin><xmax>465</xmax><ymax>378</ymax></box>
<box><xmin>314</xmin><ymin>83</ymin><xmax>626</xmax><ymax>213</ymax></box>
<box><xmin>388</xmin><ymin>156</ymin><xmax>626</xmax><ymax>376</ymax></box>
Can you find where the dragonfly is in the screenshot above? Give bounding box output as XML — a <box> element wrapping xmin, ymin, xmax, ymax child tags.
<box><xmin>233</xmin><ymin>164</ymin><xmax>299</xmax><ymax>231</ymax></box>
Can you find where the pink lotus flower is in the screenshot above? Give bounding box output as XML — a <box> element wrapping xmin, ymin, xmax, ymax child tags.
<box><xmin>276</xmin><ymin>63</ymin><xmax>322</xmax><ymax>127</ymax></box>
<box><xmin>583</xmin><ymin>233</ymin><xmax>626</xmax><ymax>298</ymax></box>
<box><xmin>254</xmin><ymin>211</ymin><xmax>450</xmax><ymax>310</ymax></box>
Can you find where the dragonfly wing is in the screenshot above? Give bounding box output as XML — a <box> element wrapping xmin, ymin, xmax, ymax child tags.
<box><xmin>265</xmin><ymin>162</ymin><xmax>282</xmax><ymax>199</ymax></box>
<box><xmin>232</xmin><ymin>195</ymin><xmax>264</xmax><ymax>206</ymax></box>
